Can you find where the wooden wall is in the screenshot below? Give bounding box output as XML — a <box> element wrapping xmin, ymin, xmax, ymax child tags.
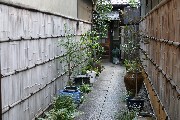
<box><xmin>0</xmin><ymin>3</ymin><xmax>91</xmax><ymax>120</ymax></box>
<box><xmin>140</xmin><ymin>0</ymin><xmax>180</xmax><ymax>119</ymax></box>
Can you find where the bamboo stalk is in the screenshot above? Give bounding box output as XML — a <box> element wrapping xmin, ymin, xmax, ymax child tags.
<box><xmin>140</xmin><ymin>34</ymin><xmax>180</xmax><ymax>47</ymax></box>
<box><xmin>140</xmin><ymin>48</ymin><xmax>179</xmax><ymax>95</ymax></box>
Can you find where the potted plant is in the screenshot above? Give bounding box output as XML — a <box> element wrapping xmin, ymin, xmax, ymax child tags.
<box><xmin>120</xmin><ymin>20</ymin><xmax>144</xmax><ymax>95</ymax></box>
<box><xmin>123</xmin><ymin>59</ymin><xmax>144</xmax><ymax>110</ymax></box>
<box><xmin>123</xmin><ymin>60</ymin><xmax>144</xmax><ymax>96</ymax></box>
<box><xmin>58</xmin><ymin>24</ymin><xmax>86</xmax><ymax>103</ymax></box>
<box><xmin>112</xmin><ymin>47</ymin><xmax>120</xmax><ymax>64</ymax></box>
<box><xmin>120</xmin><ymin>23</ymin><xmax>144</xmax><ymax>111</ymax></box>
<box><xmin>80</xmin><ymin>30</ymin><xmax>104</xmax><ymax>78</ymax></box>
<box><xmin>86</xmin><ymin>58</ymin><xmax>104</xmax><ymax>77</ymax></box>
<box><xmin>124</xmin><ymin>59</ymin><xmax>132</xmax><ymax>71</ymax></box>
<box><xmin>38</xmin><ymin>95</ymin><xmax>79</xmax><ymax>120</ymax></box>
<box><xmin>58</xmin><ymin>86</ymin><xmax>83</xmax><ymax>104</ymax></box>
<box><xmin>79</xmin><ymin>83</ymin><xmax>92</xmax><ymax>94</ymax></box>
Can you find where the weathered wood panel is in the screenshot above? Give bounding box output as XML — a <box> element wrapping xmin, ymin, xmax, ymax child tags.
<box><xmin>0</xmin><ymin>3</ymin><xmax>91</xmax><ymax>120</ymax></box>
<box><xmin>140</xmin><ymin>0</ymin><xmax>180</xmax><ymax>119</ymax></box>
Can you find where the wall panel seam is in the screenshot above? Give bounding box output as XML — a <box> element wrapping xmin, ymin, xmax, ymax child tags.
<box><xmin>1</xmin><ymin>47</ymin><xmax>87</xmax><ymax>78</ymax></box>
<box><xmin>0</xmin><ymin>35</ymin><xmax>84</xmax><ymax>43</ymax></box>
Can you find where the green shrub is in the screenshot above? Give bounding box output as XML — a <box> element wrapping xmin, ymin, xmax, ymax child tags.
<box><xmin>38</xmin><ymin>109</ymin><xmax>74</xmax><ymax>120</ymax></box>
<box><xmin>38</xmin><ymin>96</ymin><xmax>76</xmax><ymax>120</ymax></box>
<box><xmin>80</xmin><ymin>84</ymin><xmax>91</xmax><ymax>94</ymax></box>
<box><xmin>53</xmin><ymin>96</ymin><xmax>75</xmax><ymax>113</ymax></box>
<box><xmin>117</xmin><ymin>109</ymin><xmax>136</xmax><ymax>120</ymax></box>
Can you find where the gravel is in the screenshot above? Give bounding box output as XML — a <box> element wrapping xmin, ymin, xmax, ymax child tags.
<box><xmin>75</xmin><ymin>61</ymin><xmax>154</xmax><ymax>120</ymax></box>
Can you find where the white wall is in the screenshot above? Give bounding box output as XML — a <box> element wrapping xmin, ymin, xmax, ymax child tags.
<box><xmin>0</xmin><ymin>0</ymin><xmax>78</xmax><ymax>18</ymax></box>
<box><xmin>78</xmin><ymin>0</ymin><xmax>93</xmax><ymax>22</ymax></box>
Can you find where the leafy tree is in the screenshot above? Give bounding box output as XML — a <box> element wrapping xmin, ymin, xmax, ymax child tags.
<box><xmin>93</xmin><ymin>0</ymin><xmax>112</xmax><ymax>38</ymax></box>
<box><xmin>59</xmin><ymin>24</ymin><xmax>88</xmax><ymax>85</ymax></box>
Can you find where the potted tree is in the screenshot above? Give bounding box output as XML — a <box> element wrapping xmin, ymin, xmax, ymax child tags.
<box><xmin>121</xmin><ymin>23</ymin><xmax>144</xmax><ymax>111</ymax></box>
<box><xmin>74</xmin><ymin>0</ymin><xmax>112</xmax><ymax>86</ymax></box>
<box><xmin>79</xmin><ymin>30</ymin><xmax>104</xmax><ymax>83</ymax></box>
<box><xmin>123</xmin><ymin>60</ymin><xmax>144</xmax><ymax>97</ymax></box>
<box><xmin>58</xmin><ymin>24</ymin><xmax>85</xmax><ymax>104</ymax></box>
<box><xmin>79</xmin><ymin>0</ymin><xmax>112</xmax><ymax>77</ymax></box>
<box><xmin>118</xmin><ymin>0</ymin><xmax>146</xmax><ymax>112</ymax></box>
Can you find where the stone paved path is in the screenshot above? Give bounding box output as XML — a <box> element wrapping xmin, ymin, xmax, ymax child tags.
<box><xmin>75</xmin><ymin>61</ymin><xmax>127</xmax><ymax>120</ymax></box>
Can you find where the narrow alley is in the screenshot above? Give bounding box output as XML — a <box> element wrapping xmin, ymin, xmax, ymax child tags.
<box><xmin>75</xmin><ymin>61</ymin><xmax>127</xmax><ymax>120</ymax></box>
<box><xmin>1</xmin><ymin>0</ymin><xmax>180</xmax><ymax>119</ymax></box>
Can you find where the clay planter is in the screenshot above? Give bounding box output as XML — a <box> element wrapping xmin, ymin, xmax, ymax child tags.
<box><xmin>124</xmin><ymin>71</ymin><xmax>144</xmax><ymax>96</ymax></box>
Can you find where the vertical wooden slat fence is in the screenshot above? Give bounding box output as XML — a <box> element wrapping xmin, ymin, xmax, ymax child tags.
<box><xmin>0</xmin><ymin>2</ymin><xmax>91</xmax><ymax>120</ymax></box>
<box><xmin>140</xmin><ymin>0</ymin><xmax>180</xmax><ymax>119</ymax></box>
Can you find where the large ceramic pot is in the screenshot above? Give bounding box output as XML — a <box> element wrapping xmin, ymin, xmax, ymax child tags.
<box><xmin>58</xmin><ymin>86</ymin><xmax>83</xmax><ymax>104</ymax></box>
<box><xmin>124</xmin><ymin>71</ymin><xmax>144</xmax><ymax>96</ymax></box>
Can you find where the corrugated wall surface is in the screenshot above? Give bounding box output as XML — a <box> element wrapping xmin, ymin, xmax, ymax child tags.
<box><xmin>0</xmin><ymin>3</ymin><xmax>91</xmax><ymax>120</ymax></box>
<box><xmin>140</xmin><ymin>0</ymin><xmax>180</xmax><ymax>119</ymax></box>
